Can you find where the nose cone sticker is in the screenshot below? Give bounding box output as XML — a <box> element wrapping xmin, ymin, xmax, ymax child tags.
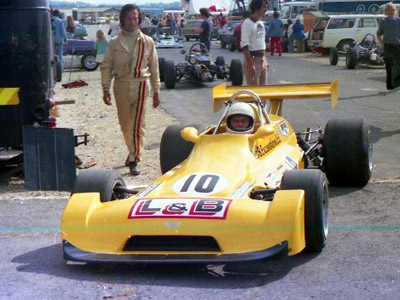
<box><xmin>173</xmin><ymin>172</ymin><xmax>227</xmax><ymax>196</ymax></box>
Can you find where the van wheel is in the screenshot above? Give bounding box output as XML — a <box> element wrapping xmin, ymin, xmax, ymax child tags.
<box><xmin>338</xmin><ymin>40</ymin><xmax>353</xmax><ymax>52</ymax></box>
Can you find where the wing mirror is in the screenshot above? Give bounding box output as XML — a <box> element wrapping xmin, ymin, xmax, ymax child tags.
<box><xmin>248</xmin><ymin>125</ymin><xmax>275</xmax><ymax>143</ymax></box>
<box><xmin>181</xmin><ymin>127</ymin><xmax>199</xmax><ymax>143</ymax></box>
<box><xmin>181</xmin><ymin>49</ymin><xmax>186</xmax><ymax>55</ymax></box>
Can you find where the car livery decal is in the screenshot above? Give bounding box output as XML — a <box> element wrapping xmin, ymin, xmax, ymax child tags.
<box><xmin>254</xmin><ymin>135</ymin><xmax>282</xmax><ymax>159</ymax></box>
<box><xmin>173</xmin><ymin>172</ymin><xmax>227</xmax><ymax>196</ymax></box>
<box><xmin>135</xmin><ymin>182</ymin><xmax>162</xmax><ymax>197</ymax></box>
<box><xmin>265</xmin><ymin>165</ymin><xmax>286</xmax><ymax>187</ymax></box>
<box><xmin>284</xmin><ymin>155</ymin><xmax>298</xmax><ymax>170</ymax></box>
<box><xmin>128</xmin><ymin>198</ymin><xmax>232</xmax><ymax>219</ymax></box>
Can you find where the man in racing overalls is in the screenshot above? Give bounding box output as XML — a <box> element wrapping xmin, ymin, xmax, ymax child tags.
<box><xmin>101</xmin><ymin>4</ymin><xmax>160</xmax><ymax>175</ymax></box>
<box><xmin>225</xmin><ymin>102</ymin><xmax>255</xmax><ymax>134</ymax></box>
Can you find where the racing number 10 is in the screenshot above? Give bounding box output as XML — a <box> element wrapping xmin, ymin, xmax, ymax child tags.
<box><xmin>180</xmin><ymin>174</ymin><xmax>219</xmax><ymax>193</ymax></box>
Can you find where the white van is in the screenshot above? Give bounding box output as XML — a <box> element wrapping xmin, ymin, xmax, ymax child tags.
<box><xmin>280</xmin><ymin>1</ymin><xmax>318</xmax><ymax>24</ymax></box>
<box><xmin>308</xmin><ymin>14</ymin><xmax>384</xmax><ymax>51</ymax></box>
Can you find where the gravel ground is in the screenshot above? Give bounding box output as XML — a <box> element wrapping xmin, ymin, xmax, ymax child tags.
<box><xmin>0</xmin><ymin>68</ymin><xmax>178</xmax><ymax>200</ymax></box>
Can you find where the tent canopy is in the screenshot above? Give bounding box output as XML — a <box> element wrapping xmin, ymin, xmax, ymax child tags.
<box><xmin>188</xmin><ymin>0</ymin><xmax>231</xmax><ymax>15</ymax></box>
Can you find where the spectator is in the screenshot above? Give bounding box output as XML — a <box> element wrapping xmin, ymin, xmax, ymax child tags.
<box><xmin>95</xmin><ymin>30</ymin><xmax>108</xmax><ymax>64</ymax></box>
<box><xmin>52</xmin><ymin>9</ymin><xmax>67</xmax><ymax>72</ymax></box>
<box><xmin>66</xmin><ymin>15</ymin><xmax>76</xmax><ymax>39</ymax></box>
<box><xmin>287</xmin><ymin>19</ymin><xmax>294</xmax><ymax>53</ymax></box>
<box><xmin>108</xmin><ymin>15</ymin><xmax>120</xmax><ymax>37</ymax></box>
<box><xmin>267</xmin><ymin>10</ymin><xmax>283</xmax><ymax>56</ymax></box>
<box><xmin>377</xmin><ymin>2</ymin><xmax>400</xmax><ymax>90</ymax></box>
<box><xmin>179</xmin><ymin>14</ymin><xmax>185</xmax><ymax>36</ymax></box>
<box><xmin>151</xmin><ymin>15</ymin><xmax>159</xmax><ymax>26</ymax></box>
<box><xmin>220</xmin><ymin>15</ymin><xmax>227</xmax><ymax>29</ymax></box>
<box><xmin>293</xmin><ymin>18</ymin><xmax>306</xmax><ymax>53</ymax></box>
<box><xmin>101</xmin><ymin>4</ymin><xmax>160</xmax><ymax>175</ymax></box>
<box><xmin>166</xmin><ymin>14</ymin><xmax>176</xmax><ymax>34</ymax></box>
<box><xmin>241</xmin><ymin>0</ymin><xmax>268</xmax><ymax>85</ymax></box>
<box><xmin>234</xmin><ymin>22</ymin><xmax>243</xmax><ymax>51</ymax></box>
<box><xmin>192</xmin><ymin>8</ymin><xmax>213</xmax><ymax>50</ymax></box>
<box><xmin>140</xmin><ymin>13</ymin><xmax>152</xmax><ymax>36</ymax></box>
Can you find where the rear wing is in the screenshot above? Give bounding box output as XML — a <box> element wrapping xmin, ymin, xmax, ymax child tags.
<box><xmin>0</xmin><ymin>88</ymin><xmax>20</xmax><ymax>105</ymax></box>
<box><xmin>212</xmin><ymin>81</ymin><xmax>338</xmax><ymax>116</ymax></box>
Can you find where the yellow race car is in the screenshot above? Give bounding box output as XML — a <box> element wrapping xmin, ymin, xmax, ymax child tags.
<box><xmin>61</xmin><ymin>81</ymin><xmax>372</xmax><ymax>263</ymax></box>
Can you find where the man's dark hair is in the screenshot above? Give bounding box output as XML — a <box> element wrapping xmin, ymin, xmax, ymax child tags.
<box><xmin>199</xmin><ymin>8</ymin><xmax>210</xmax><ymax>18</ymax></box>
<box><xmin>119</xmin><ymin>4</ymin><xmax>142</xmax><ymax>29</ymax></box>
<box><xmin>53</xmin><ymin>9</ymin><xmax>61</xmax><ymax>18</ymax></box>
<box><xmin>249</xmin><ymin>0</ymin><xmax>266</xmax><ymax>14</ymax></box>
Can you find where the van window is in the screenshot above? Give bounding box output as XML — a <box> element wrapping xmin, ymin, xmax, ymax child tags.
<box><xmin>327</xmin><ymin>18</ymin><xmax>356</xmax><ymax>29</ymax></box>
<box><xmin>359</xmin><ymin>18</ymin><xmax>377</xmax><ymax>28</ymax></box>
<box><xmin>281</xmin><ymin>6</ymin><xmax>290</xmax><ymax>19</ymax></box>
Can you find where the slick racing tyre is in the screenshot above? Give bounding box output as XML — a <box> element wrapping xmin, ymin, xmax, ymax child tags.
<box><xmin>159</xmin><ymin>57</ymin><xmax>165</xmax><ymax>82</ymax></box>
<box><xmin>281</xmin><ymin>169</ymin><xmax>329</xmax><ymax>252</ymax></box>
<box><xmin>164</xmin><ymin>60</ymin><xmax>176</xmax><ymax>89</ymax></box>
<box><xmin>230</xmin><ymin>59</ymin><xmax>243</xmax><ymax>86</ymax></box>
<box><xmin>323</xmin><ymin>119</ymin><xmax>372</xmax><ymax>186</ymax></box>
<box><xmin>160</xmin><ymin>124</ymin><xmax>205</xmax><ymax>174</ymax></box>
<box><xmin>72</xmin><ymin>169</ymin><xmax>126</xmax><ymax>202</ymax></box>
<box><xmin>346</xmin><ymin>47</ymin><xmax>358</xmax><ymax>69</ymax></box>
<box><xmin>329</xmin><ymin>47</ymin><xmax>339</xmax><ymax>66</ymax></box>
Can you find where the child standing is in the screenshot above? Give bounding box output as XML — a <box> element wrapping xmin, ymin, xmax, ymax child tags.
<box><xmin>95</xmin><ymin>30</ymin><xmax>108</xmax><ymax>65</ymax></box>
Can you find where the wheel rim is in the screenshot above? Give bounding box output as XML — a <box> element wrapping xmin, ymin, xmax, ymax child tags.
<box><xmin>111</xmin><ymin>181</ymin><xmax>126</xmax><ymax>200</ymax></box>
<box><xmin>322</xmin><ymin>181</ymin><xmax>329</xmax><ymax>238</ymax></box>
<box><xmin>342</xmin><ymin>43</ymin><xmax>351</xmax><ymax>52</ymax></box>
<box><xmin>85</xmin><ymin>56</ymin><xmax>97</xmax><ymax>69</ymax></box>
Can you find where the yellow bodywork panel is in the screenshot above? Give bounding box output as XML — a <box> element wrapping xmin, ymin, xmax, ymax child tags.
<box><xmin>0</xmin><ymin>88</ymin><xmax>20</xmax><ymax>105</ymax></box>
<box><xmin>213</xmin><ymin>81</ymin><xmax>338</xmax><ymax>115</ymax></box>
<box><xmin>61</xmin><ymin>190</ymin><xmax>305</xmax><ymax>256</ymax></box>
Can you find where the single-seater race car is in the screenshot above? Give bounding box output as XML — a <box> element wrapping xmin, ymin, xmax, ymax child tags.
<box><xmin>159</xmin><ymin>42</ymin><xmax>243</xmax><ymax>89</ymax></box>
<box><xmin>154</xmin><ymin>34</ymin><xmax>184</xmax><ymax>49</ymax></box>
<box><xmin>61</xmin><ymin>81</ymin><xmax>372</xmax><ymax>264</ymax></box>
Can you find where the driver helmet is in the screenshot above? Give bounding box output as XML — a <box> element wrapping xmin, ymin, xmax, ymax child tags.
<box><xmin>226</xmin><ymin>102</ymin><xmax>255</xmax><ymax>134</ymax></box>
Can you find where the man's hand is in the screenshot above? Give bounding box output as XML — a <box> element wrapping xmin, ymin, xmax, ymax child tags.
<box><xmin>103</xmin><ymin>89</ymin><xmax>112</xmax><ymax>105</ymax></box>
<box><xmin>248</xmin><ymin>63</ymin><xmax>257</xmax><ymax>78</ymax></box>
<box><xmin>153</xmin><ymin>93</ymin><xmax>160</xmax><ymax>108</ymax></box>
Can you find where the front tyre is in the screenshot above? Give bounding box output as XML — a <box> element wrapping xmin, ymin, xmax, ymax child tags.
<box><xmin>72</xmin><ymin>169</ymin><xmax>126</xmax><ymax>202</ymax></box>
<box><xmin>159</xmin><ymin>57</ymin><xmax>165</xmax><ymax>82</ymax></box>
<box><xmin>329</xmin><ymin>47</ymin><xmax>339</xmax><ymax>65</ymax></box>
<box><xmin>323</xmin><ymin>119</ymin><xmax>372</xmax><ymax>186</ymax></box>
<box><xmin>281</xmin><ymin>169</ymin><xmax>329</xmax><ymax>252</ymax></box>
<box><xmin>346</xmin><ymin>47</ymin><xmax>358</xmax><ymax>69</ymax></box>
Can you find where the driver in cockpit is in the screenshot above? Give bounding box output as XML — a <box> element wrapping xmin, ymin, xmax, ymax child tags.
<box><xmin>225</xmin><ymin>102</ymin><xmax>255</xmax><ymax>134</ymax></box>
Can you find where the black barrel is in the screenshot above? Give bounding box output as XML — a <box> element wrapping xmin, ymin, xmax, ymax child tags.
<box><xmin>0</xmin><ymin>0</ymin><xmax>54</xmax><ymax>147</ymax></box>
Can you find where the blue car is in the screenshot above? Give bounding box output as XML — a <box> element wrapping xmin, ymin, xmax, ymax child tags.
<box><xmin>63</xmin><ymin>39</ymin><xmax>98</xmax><ymax>71</ymax></box>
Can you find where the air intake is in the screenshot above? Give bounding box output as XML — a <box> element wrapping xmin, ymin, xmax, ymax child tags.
<box><xmin>123</xmin><ymin>235</ymin><xmax>220</xmax><ymax>252</ymax></box>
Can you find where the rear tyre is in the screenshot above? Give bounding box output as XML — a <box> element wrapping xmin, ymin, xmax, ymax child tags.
<box><xmin>329</xmin><ymin>47</ymin><xmax>339</xmax><ymax>65</ymax></box>
<box><xmin>323</xmin><ymin>119</ymin><xmax>372</xmax><ymax>186</ymax></box>
<box><xmin>229</xmin><ymin>40</ymin><xmax>236</xmax><ymax>52</ymax></box>
<box><xmin>164</xmin><ymin>60</ymin><xmax>176</xmax><ymax>89</ymax></box>
<box><xmin>81</xmin><ymin>53</ymin><xmax>99</xmax><ymax>71</ymax></box>
<box><xmin>54</xmin><ymin>55</ymin><xmax>62</xmax><ymax>82</ymax></box>
<box><xmin>158</xmin><ymin>57</ymin><xmax>165</xmax><ymax>82</ymax></box>
<box><xmin>281</xmin><ymin>169</ymin><xmax>329</xmax><ymax>252</ymax></box>
<box><xmin>216</xmin><ymin>56</ymin><xmax>225</xmax><ymax>66</ymax></box>
<box><xmin>160</xmin><ymin>124</ymin><xmax>205</xmax><ymax>174</ymax></box>
<box><xmin>230</xmin><ymin>59</ymin><xmax>243</xmax><ymax>86</ymax></box>
<box><xmin>346</xmin><ymin>47</ymin><xmax>358</xmax><ymax>69</ymax></box>
<box><xmin>72</xmin><ymin>169</ymin><xmax>126</xmax><ymax>202</ymax></box>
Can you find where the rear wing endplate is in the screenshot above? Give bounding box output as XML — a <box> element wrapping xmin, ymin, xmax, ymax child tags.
<box><xmin>0</xmin><ymin>88</ymin><xmax>20</xmax><ymax>105</ymax></box>
<box><xmin>212</xmin><ymin>81</ymin><xmax>338</xmax><ymax>116</ymax></box>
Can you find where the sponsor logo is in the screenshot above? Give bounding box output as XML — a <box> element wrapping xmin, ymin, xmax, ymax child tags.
<box><xmin>284</xmin><ymin>156</ymin><xmax>298</xmax><ymax>170</ymax></box>
<box><xmin>254</xmin><ymin>136</ymin><xmax>282</xmax><ymax>159</ymax></box>
<box><xmin>278</xmin><ymin>121</ymin><xmax>290</xmax><ymax>137</ymax></box>
<box><xmin>265</xmin><ymin>165</ymin><xmax>286</xmax><ymax>187</ymax></box>
<box><xmin>128</xmin><ymin>198</ymin><xmax>232</xmax><ymax>219</ymax></box>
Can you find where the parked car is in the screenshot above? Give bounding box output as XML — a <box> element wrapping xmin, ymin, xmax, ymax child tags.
<box><xmin>218</xmin><ymin>20</ymin><xmax>242</xmax><ymax>51</ymax></box>
<box><xmin>63</xmin><ymin>39</ymin><xmax>98</xmax><ymax>71</ymax></box>
<box><xmin>308</xmin><ymin>14</ymin><xmax>384</xmax><ymax>52</ymax></box>
<box><xmin>96</xmin><ymin>17</ymin><xmax>107</xmax><ymax>25</ymax></box>
<box><xmin>183</xmin><ymin>19</ymin><xmax>219</xmax><ymax>41</ymax></box>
